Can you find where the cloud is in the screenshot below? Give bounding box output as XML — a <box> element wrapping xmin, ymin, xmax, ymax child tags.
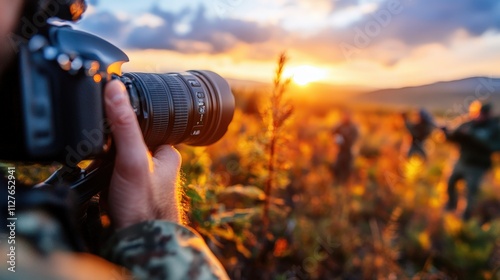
<box><xmin>76</xmin><ymin>0</ymin><xmax>500</xmax><ymax>68</ymax></box>
<box><xmin>331</xmin><ymin>0</ymin><xmax>361</xmax><ymax>11</ymax></box>
<box><xmin>132</xmin><ymin>13</ymin><xmax>165</xmax><ymax>28</ymax></box>
<box><xmin>77</xmin><ymin>10</ymin><xmax>127</xmax><ymax>44</ymax></box>
<box><xmin>340</xmin><ymin>0</ymin><xmax>500</xmax><ymax>46</ymax></box>
<box><xmin>287</xmin><ymin>0</ymin><xmax>500</xmax><ymax>65</ymax></box>
<box><xmin>78</xmin><ymin>4</ymin><xmax>284</xmax><ymax>55</ymax></box>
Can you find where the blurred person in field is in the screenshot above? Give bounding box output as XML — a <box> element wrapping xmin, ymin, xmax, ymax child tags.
<box><xmin>331</xmin><ymin>110</ymin><xmax>359</xmax><ymax>185</ymax></box>
<box><xmin>402</xmin><ymin>108</ymin><xmax>435</xmax><ymax>160</ymax></box>
<box><xmin>443</xmin><ymin>102</ymin><xmax>500</xmax><ymax>220</ymax></box>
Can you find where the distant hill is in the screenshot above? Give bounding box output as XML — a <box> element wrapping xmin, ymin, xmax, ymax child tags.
<box><xmin>227</xmin><ymin>76</ymin><xmax>500</xmax><ymax>113</ymax></box>
<box><xmin>354</xmin><ymin>77</ymin><xmax>500</xmax><ymax>112</ymax></box>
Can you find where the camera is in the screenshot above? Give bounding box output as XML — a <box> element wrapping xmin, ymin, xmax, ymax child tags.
<box><xmin>0</xmin><ymin>0</ymin><xmax>235</xmax><ymax>163</ymax></box>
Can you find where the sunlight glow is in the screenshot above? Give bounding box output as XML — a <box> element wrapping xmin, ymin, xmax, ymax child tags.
<box><xmin>285</xmin><ymin>65</ymin><xmax>328</xmax><ymax>86</ymax></box>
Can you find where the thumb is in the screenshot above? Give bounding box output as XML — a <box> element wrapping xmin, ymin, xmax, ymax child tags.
<box><xmin>104</xmin><ymin>80</ymin><xmax>148</xmax><ymax>159</ymax></box>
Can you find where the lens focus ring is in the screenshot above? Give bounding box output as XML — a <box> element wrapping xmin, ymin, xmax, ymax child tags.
<box><xmin>158</xmin><ymin>74</ymin><xmax>189</xmax><ymax>144</ymax></box>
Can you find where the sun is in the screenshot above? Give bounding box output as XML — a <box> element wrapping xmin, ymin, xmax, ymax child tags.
<box><xmin>285</xmin><ymin>65</ymin><xmax>328</xmax><ymax>86</ymax></box>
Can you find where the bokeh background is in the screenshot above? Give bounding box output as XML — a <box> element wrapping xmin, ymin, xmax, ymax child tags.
<box><xmin>10</xmin><ymin>0</ymin><xmax>500</xmax><ymax>279</ymax></box>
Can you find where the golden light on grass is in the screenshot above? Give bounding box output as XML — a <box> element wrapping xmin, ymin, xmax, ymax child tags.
<box><xmin>429</xmin><ymin>197</ymin><xmax>441</xmax><ymax>209</ymax></box>
<box><xmin>444</xmin><ymin>213</ymin><xmax>462</xmax><ymax>235</ymax></box>
<box><xmin>493</xmin><ymin>167</ymin><xmax>500</xmax><ymax>186</ymax></box>
<box><xmin>417</xmin><ymin>231</ymin><xmax>431</xmax><ymax>250</ymax></box>
<box><xmin>284</xmin><ymin>65</ymin><xmax>328</xmax><ymax>86</ymax></box>
<box><xmin>351</xmin><ymin>184</ymin><xmax>365</xmax><ymax>196</ymax></box>
<box><xmin>403</xmin><ymin>156</ymin><xmax>424</xmax><ymax>182</ymax></box>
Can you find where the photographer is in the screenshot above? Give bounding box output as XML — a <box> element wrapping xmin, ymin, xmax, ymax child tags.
<box><xmin>0</xmin><ymin>1</ymin><xmax>228</xmax><ymax>279</ymax></box>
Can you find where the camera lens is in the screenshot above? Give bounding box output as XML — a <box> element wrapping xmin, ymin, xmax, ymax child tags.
<box><xmin>120</xmin><ymin>71</ymin><xmax>234</xmax><ymax>148</ymax></box>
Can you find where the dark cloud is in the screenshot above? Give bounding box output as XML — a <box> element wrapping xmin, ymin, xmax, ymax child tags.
<box><xmin>78</xmin><ymin>11</ymin><xmax>127</xmax><ymax>45</ymax></box>
<box><xmin>343</xmin><ymin>0</ymin><xmax>500</xmax><ymax>46</ymax></box>
<box><xmin>293</xmin><ymin>0</ymin><xmax>500</xmax><ymax>64</ymax></box>
<box><xmin>78</xmin><ymin>4</ymin><xmax>283</xmax><ymax>55</ymax></box>
<box><xmin>124</xmin><ymin>7</ymin><xmax>178</xmax><ymax>50</ymax></box>
<box><xmin>76</xmin><ymin>0</ymin><xmax>500</xmax><ymax>62</ymax></box>
<box><xmin>126</xmin><ymin>26</ymin><xmax>176</xmax><ymax>50</ymax></box>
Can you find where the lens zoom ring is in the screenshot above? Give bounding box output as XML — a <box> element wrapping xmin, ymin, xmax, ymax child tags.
<box><xmin>159</xmin><ymin>75</ymin><xmax>189</xmax><ymax>143</ymax></box>
<box><xmin>139</xmin><ymin>74</ymin><xmax>170</xmax><ymax>147</ymax></box>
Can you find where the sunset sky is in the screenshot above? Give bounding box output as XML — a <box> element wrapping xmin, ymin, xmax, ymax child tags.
<box><xmin>76</xmin><ymin>0</ymin><xmax>500</xmax><ymax>89</ymax></box>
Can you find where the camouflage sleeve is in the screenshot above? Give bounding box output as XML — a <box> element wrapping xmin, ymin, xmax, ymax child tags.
<box><xmin>102</xmin><ymin>221</ymin><xmax>229</xmax><ymax>280</ymax></box>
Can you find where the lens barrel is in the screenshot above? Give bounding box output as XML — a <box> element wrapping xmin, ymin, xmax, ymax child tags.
<box><xmin>120</xmin><ymin>71</ymin><xmax>234</xmax><ymax>148</ymax></box>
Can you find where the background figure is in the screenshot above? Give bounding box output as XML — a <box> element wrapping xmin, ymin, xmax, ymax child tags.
<box><xmin>444</xmin><ymin>103</ymin><xmax>500</xmax><ymax>219</ymax></box>
<box><xmin>402</xmin><ymin>109</ymin><xmax>435</xmax><ymax>160</ymax></box>
<box><xmin>332</xmin><ymin>110</ymin><xmax>359</xmax><ymax>185</ymax></box>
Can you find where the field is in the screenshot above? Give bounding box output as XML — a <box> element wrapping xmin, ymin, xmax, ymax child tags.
<box><xmin>178</xmin><ymin>83</ymin><xmax>500</xmax><ymax>279</ymax></box>
<box><xmin>5</xmin><ymin>73</ymin><xmax>500</xmax><ymax>280</ymax></box>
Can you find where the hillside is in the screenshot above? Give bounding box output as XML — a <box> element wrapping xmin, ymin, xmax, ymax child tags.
<box><xmin>228</xmin><ymin>76</ymin><xmax>500</xmax><ymax>113</ymax></box>
<box><xmin>354</xmin><ymin>77</ymin><xmax>500</xmax><ymax>112</ymax></box>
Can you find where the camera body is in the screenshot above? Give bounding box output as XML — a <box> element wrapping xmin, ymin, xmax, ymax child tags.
<box><xmin>0</xmin><ymin>25</ymin><xmax>128</xmax><ymax>162</ymax></box>
<box><xmin>0</xmin><ymin>0</ymin><xmax>234</xmax><ymax>164</ymax></box>
<box><xmin>1</xmin><ymin>28</ymin><xmax>234</xmax><ymax>165</ymax></box>
<box><xmin>0</xmin><ymin>0</ymin><xmax>234</xmax><ymax>204</ymax></box>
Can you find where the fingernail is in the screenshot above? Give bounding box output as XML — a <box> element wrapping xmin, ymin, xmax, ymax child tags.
<box><xmin>108</xmin><ymin>90</ymin><xmax>124</xmax><ymax>105</ymax></box>
<box><xmin>106</xmin><ymin>83</ymin><xmax>126</xmax><ymax>105</ymax></box>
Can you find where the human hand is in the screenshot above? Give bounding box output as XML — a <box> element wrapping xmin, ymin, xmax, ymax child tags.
<box><xmin>103</xmin><ymin>80</ymin><xmax>182</xmax><ymax>230</ymax></box>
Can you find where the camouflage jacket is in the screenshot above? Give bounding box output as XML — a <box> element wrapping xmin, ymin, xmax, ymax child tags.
<box><xmin>0</xmin><ymin>185</ymin><xmax>229</xmax><ymax>280</ymax></box>
<box><xmin>102</xmin><ymin>221</ymin><xmax>229</xmax><ymax>280</ymax></box>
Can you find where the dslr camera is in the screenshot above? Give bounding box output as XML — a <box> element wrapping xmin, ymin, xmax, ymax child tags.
<box><xmin>0</xmin><ymin>0</ymin><xmax>234</xmax><ymax>202</ymax></box>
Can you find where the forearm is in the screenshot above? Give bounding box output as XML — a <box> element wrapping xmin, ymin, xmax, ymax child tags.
<box><xmin>102</xmin><ymin>220</ymin><xmax>229</xmax><ymax>280</ymax></box>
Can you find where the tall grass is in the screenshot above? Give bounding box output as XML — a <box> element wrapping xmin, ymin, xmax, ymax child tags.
<box><xmin>262</xmin><ymin>52</ymin><xmax>293</xmax><ymax>229</ymax></box>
